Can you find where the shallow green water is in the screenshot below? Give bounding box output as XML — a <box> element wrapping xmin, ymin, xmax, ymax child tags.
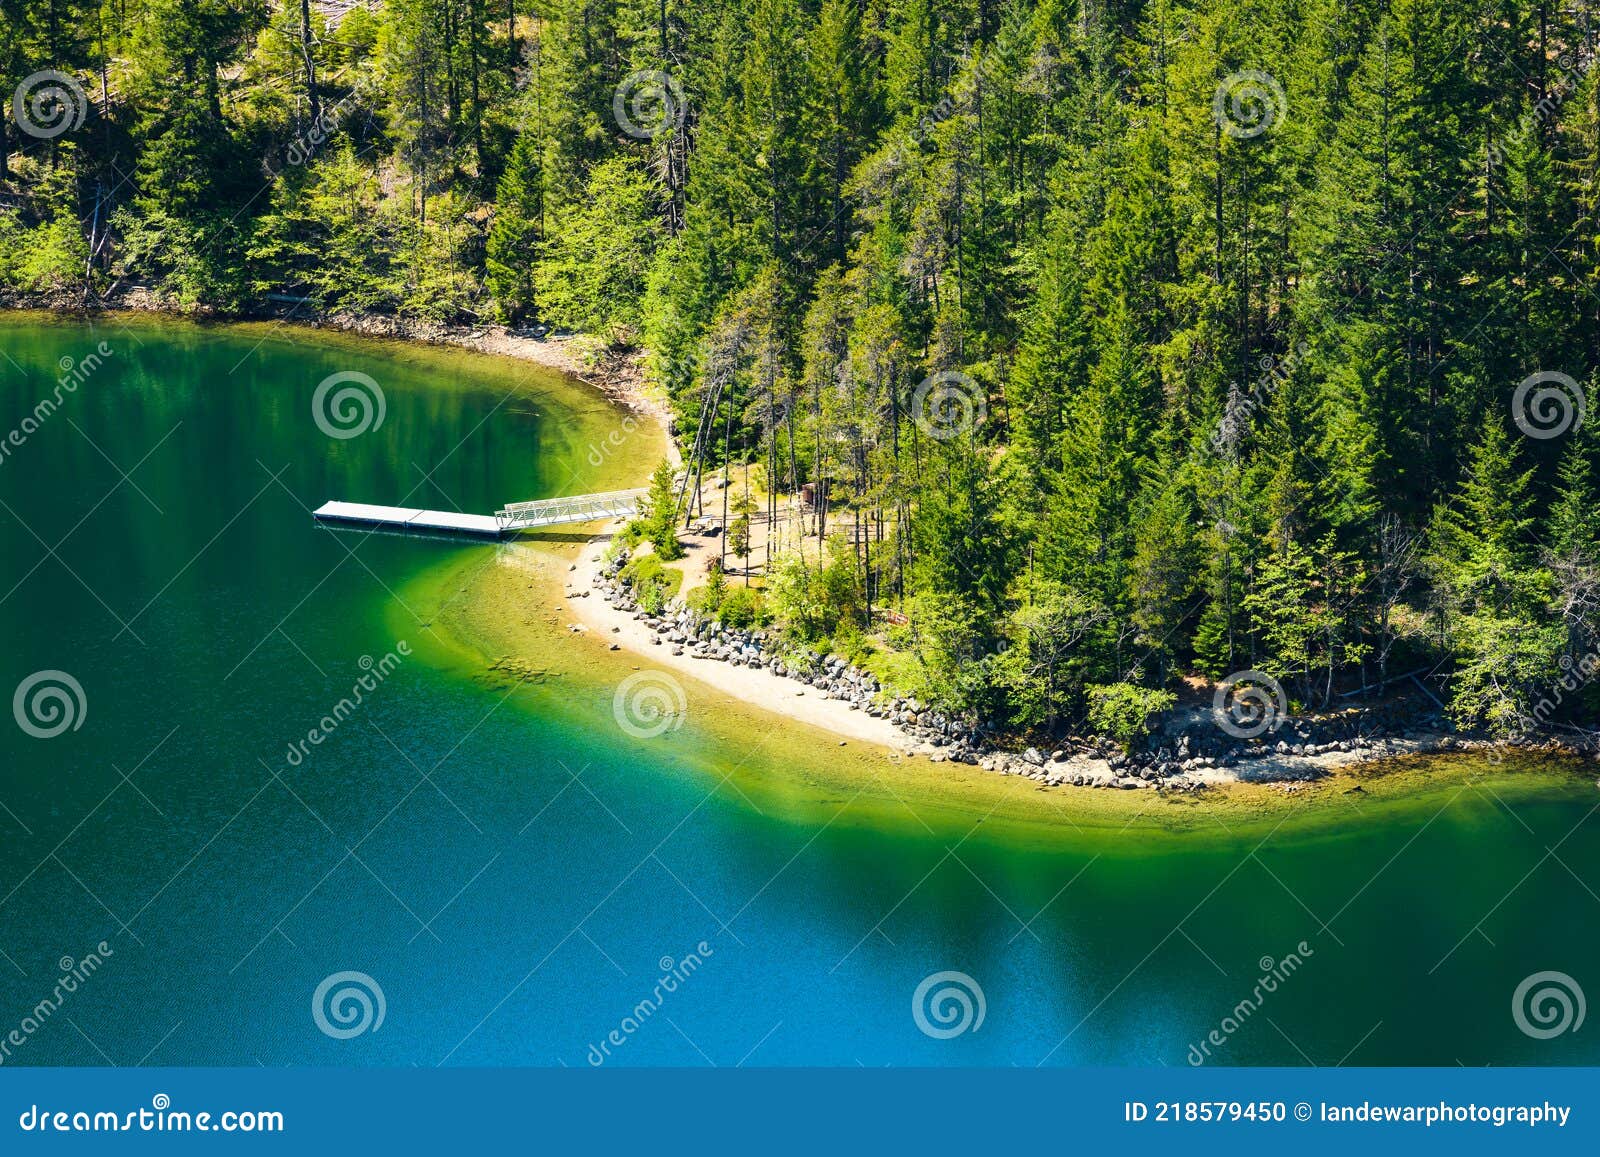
<box><xmin>1</xmin><ymin>313</ymin><xmax>1597</xmax><ymax>1067</ymax></box>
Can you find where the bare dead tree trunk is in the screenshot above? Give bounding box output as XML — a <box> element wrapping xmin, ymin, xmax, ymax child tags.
<box><xmin>299</xmin><ymin>0</ymin><xmax>320</xmax><ymax>126</ymax></box>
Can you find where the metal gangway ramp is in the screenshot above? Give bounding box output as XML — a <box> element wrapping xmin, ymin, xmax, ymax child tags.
<box><xmin>494</xmin><ymin>488</ymin><xmax>646</xmax><ymax>532</ymax></box>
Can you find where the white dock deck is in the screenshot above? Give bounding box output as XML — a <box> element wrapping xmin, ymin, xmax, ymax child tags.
<box><xmin>315</xmin><ymin>486</ymin><xmax>648</xmax><ymax>540</ymax></box>
<box><xmin>313</xmin><ymin>501</ymin><xmax>504</xmax><ymax>538</ymax></box>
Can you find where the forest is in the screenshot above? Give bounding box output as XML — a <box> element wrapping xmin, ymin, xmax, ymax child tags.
<box><xmin>4</xmin><ymin>0</ymin><xmax>1600</xmax><ymax>744</ymax></box>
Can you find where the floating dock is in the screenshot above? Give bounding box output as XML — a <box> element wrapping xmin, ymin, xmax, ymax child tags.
<box><xmin>313</xmin><ymin>488</ymin><xmax>648</xmax><ymax>539</ymax></box>
<box><xmin>313</xmin><ymin>501</ymin><xmax>505</xmax><ymax>539</ymax></box>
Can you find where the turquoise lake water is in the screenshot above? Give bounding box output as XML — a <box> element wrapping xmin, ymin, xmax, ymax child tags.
<box><xmin>1</xmin><ymin>313</ymin><xmax>1597</xmax><ymax>1067</ymax></box>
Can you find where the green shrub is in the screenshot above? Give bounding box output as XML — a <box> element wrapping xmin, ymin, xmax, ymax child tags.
<box><xmin>718</xmin><ymin>586</ymin><xmax>768</xmax><ymax>629</ymax></box>
<box><xmin>1085</xmin><ymin>682</ymin><xmax>1177</xmax><ymax>752</ymax></box>
<box><xmin>859</xmin><ymin>645</ymin><xmax>922</xmax><ymax>702</ymax></box>
<box><xmin>638</xmin><ymin>579</ymin><xmax>668</xmax><ymax>614</ymax></box>
<box><xmin>620</xmin><ymin>552</ymin><xmax>682</xmax><ymax>614</ymax></box>
<box><xmin>703</xmin><ymin>560</ymin><xmax>727</xmax><ymax>613</ymax></box>
<box><xmin>620</xmin><ymin>552</ymin><xmax>660</xmax><ymax>584</ymax></box>
<box><xmin>831</xmin><ymin>625</ymin><xmax>874</xmax><ymax>668</ymax></box>
<box><xmin>767</xmin><ymin>549</ymin><xmax>863</xmax><ymax>644</ymax></box>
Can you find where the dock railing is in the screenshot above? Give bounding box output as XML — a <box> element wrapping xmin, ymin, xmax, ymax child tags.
<box><xmin>495</xmin><ymin>488</ymin><xmax>647</xmax><ymax>532</ymax></box>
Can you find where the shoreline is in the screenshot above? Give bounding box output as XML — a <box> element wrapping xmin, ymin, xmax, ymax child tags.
<box><xmin>306</xmin><ymin>312</ymin><xmax>680</xmax><ymax>442</ymax></box>
<box><xmin>571</xmin><ymin>527</ymin><xmax>1593</xmax><ymax>794</ymax></box>
<box><xmin>9</xmin><ymin>303</ymin><xmax>1595</xmax><ymax>803</ymax></box>
<box><xmin>562</xmin><ymin>527</ymin><xmax>907</xmax><ymax>749</ymax></box>
<box><xmin>414</xmin><ymin>541</ymin><xmax>1600</xmax><ymax>833</ymax></box>
<box><xmin>0</xmin><ymin>296</ymin><xmax>678</xmax><ymax>451</ymax></box>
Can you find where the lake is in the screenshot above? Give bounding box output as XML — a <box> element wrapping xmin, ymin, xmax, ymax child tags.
<box><xmin>1</xmin><ymin>312</ymin><xmax>1596</xmax><ymax>1067</ymax></box>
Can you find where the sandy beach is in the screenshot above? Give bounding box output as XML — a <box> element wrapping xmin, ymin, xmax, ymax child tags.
<box><xmin>558</xmin><ymin>526</ymin><xmax>909</xmax><ymax>750</ymax></box>
<box><xmin>544</xmin><ymin>521</ymin><xmax>1479</xmax><ymax>790</ymax></box>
